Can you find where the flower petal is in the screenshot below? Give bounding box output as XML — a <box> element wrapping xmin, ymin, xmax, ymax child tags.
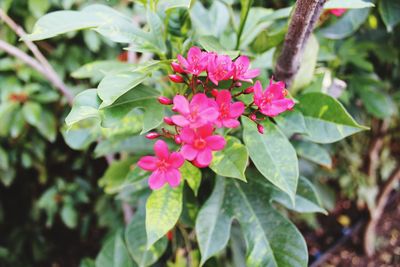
<box><xmin>173</xmin><ymin>95</ymin><xmax>190</xmax><ymax>114</ymax></box>
<box><xmin>216</xmin><ymin>90</ymin><xmax>231</xmax><ymax>106</ymax></box>
<box><xmin>199</xmin><ymin>107</ymin><xmax>219</xmax><ymax>123</ymax></box>
<box><xmin>196</xmin><ymin>148</ymin><xmax>213</xmax><ymax>166</ymax></box>
<box><xmin>154</xmin><ymin>140</ymin><xmax>169</xmax><ymax>159</ymax></box>
<box><xmin>191</xmin><ymin>93</ymin><xmax>209</xmax><ymax>111</ymax></box>
<box><xmin>261</xmin><ymin>99</ymin><xmax>295</xmax><ymax>117</ymax></box>
<box><xmin>169</xmin><ymin>152</ymin><xmax>184</xmax><ymax>168</ymax></box>
<box><xmin>149</xmin><ymin>170</ymin><xmax>167</xmax><ymax>190</ymax></box>
<box><xmin>137</xmin><ymin>156</ymin><xmax>158</xmax><ymax>171</ymax></box>
<box><xmin>180</xmin><ymin>127</ymin><xmax>195</xmax><ymax>144</ymax></box>
<box><xmin>171</xmin><ymin>115</ymin><xmax>189</xmax><ymax>127</ymax></box>
<box><xmin>222</xmin><ymin>119</ymin><xmax>240</xmax><ymax>128</ymax></box>
<box><xmin>267</xmin><ymin>82</ymin><xmax>285</xmax><ymax>100</ymax></box>
<box><xmin>229</xmin><ymin>101</ymin><xmax>245</xmax><ymax>117</ymax></box>
<box><xmin>197</xmin><ymin>124</ymin><xmax>214</xmax><ymax>138</ymax></box>
<box><xmin>205</xmin><ymin>135</ymin><xmax>226</xmax><ymax>150</ymax></box>
<box><xmin>187</xmin><ymin>46</ymin><xmax>202</xmax><ymax>62</ymax></box>
<box><xmin>181</xmin><ymin>145</ymin><xmax>198</xmax><ymax>160</ymax></box>
<box><xmin>166</xmin><ymin>169</ymin><xmax>181</xmax><ymax>188</ymax></box>
<box><xmin>253</xmin><ymin>80</ymin><xmax>263</xmax><ymax>105</ymax></box>
<box><xmin>244</xmin><ymin>68</ymin><xmax>260</xmax><ymax>79</ymax></box>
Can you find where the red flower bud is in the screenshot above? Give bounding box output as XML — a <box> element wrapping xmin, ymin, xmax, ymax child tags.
<box><xmin>249</xmin><ymin>113</ymin><xmax>257</xmax><ymax>121</ymax></box>
<box><xmin>235</xmin><ymin>82</ymin><xmax>242</xmax><ymax>87</ymax></box>
<box><xmin>163</xmin><ymin>117</ymin><xmax>174</xmax><ymax>126</ymax></box>
<box><xmin>244</xmin><ymin>87</ymin><xmax>254</xmax><ymax>94</ymax></box>
<box><xmin>257</xmin><ymin>124</ymin><xmax>264</xmax><ymax>134</ymax></box>
<box><xmin>171</xmin><ymin>62</ymin><xmax>185</xmax><ymax>73</ymax></box>
<box><xmin>166</xmin><ymin>230</ymin><xmax>173</xmax><ymax>241</ymax></box>
<box><xmin>146</xmin><ymin>132</ymin><xmax>160</xmax><ymax>139</ymax></box>
<box><xmin>211</xmin><ymin>89</ymin><xmax>219</xmax><ymax>98</ymax></box>
<box><xmin>174</xmin><ymin>135</ymin><xmax>182</xmax><ymax>145</ymax></box>
<box><xmin>168</xmin><ymin>74</ymin><xmax>185</xmax><ymax>83</ymax></box>
<box><xmin>172</xmin><ymin>106</ymin><xmax>178</xmax><ymax>112</ymax></box>
<box><xmin>158</xmin><ymin>96</ymin><xmax>172</xmax><ymax>105</ymax></box>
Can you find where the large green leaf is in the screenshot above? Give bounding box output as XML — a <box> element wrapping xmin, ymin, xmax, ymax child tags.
<box><xmin>196</xmin><ymin>175</ymin><xmax>308</xmax><ymax>266</ymax></box>
<box><xmin>125</xmin><ymin>205</ymin><xmax>168</xmax><ymax>267</ymax></box>
<box><xmin>100</xmin><ymin>84</ymin><xmax>164</xmax><ymax>134</ymax></box>
<box><xmin>324</xmin><ymin>0</ymin><xmax>374</xmax><ymax>9</ymax></box>
<box><xmin>146</xmin><ymin>184</ymin><xmax>183</xmax><ymax>247</ymax></box>
<box><xmin>293</xmin><ymin>140</ymin><xmax>332</xmax><ymax>168</ymax></box>
<box><xmin>95</xmin><ymin>232</ymin><xmax>136</xmax><ymax>267</ymax></box>
<box><xmin>210</xmin><ymin>136</ymin><xmax>248</xmax><ymax>182</ymax></box>
<box><xmin>180</xmin><ymin>161</ymin><xmax>202</xmax><ymax>196</ymax></box>
<box><xmin>274</xmin><ymin>110</ymin><xmax>307</xmax><ymax>137</ymax></box>
<box><xmin>72</xmin><ymin>61</ymin><xmax>130</xmax><ymax>82</ymax></box>
<box><xmin>379</xmin><ymin>0</ymin><xmax>400</xmax><ymax>32</ymax></box>
<box><xmin>197</xmin><ymin>36</ymin><xmax>240</xmax><ymax>59</ymax></box>
<box><xmin>297</xmin><ymin>92</ymin><xmax>368</xmax><ymax>143</ymax></box>
<box><xmin>98</xmin><ymin>158</ymin><xmax>137</xmax><ymax>194</ymax></box>
<box><xmin>320</xmin><ymin>8</ymin><xmax>370</xmax><ymax>39</ymax></box>
<box><xmin>65</xmin><ymin>89</ymin><xmax>101</xmax><ymax>126</ymax></box>
<box><xmin>242</xmin><ymin>117</ymin><xmax>299</xmax><ymax>203</ymax></box>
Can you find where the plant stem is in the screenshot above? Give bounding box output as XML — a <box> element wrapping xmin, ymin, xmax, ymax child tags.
<box><xmin>235</xmin><ymin>0</ymin><xmax>254</xmax><ymax>50</ymax></box>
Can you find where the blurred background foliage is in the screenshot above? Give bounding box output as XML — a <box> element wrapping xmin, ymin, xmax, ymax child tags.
<box><xmin>0</xmin><ymin>0</ymin><xmax>399</xmax><ymax>266</ymax></box>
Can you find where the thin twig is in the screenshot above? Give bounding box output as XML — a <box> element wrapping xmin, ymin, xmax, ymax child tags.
<box><xmin>0</xmin><ymin>9</ymin><xmax>74</xmax><ymax>104</ymax></box>
<box><xmin>275</xmin><ymin>0</ymin><xmax>321</xmax><ymax>87</ymax></box>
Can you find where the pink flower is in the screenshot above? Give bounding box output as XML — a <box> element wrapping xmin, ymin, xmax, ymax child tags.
<box><xmin>171</xmin><ymin>94</ymin><xmax>219</xmax><ymax>128</ymax></box>
<box><xmin>177</xmin><ymin>46</ymin><xmax>209</xmax><ymax>75</ymax></box>
<box><xmin>179</xmin><ymin>124</ymin><xmax>226</xmax><ymax>167</ymax></box>
<box><xmin>207</xmin><ymin>54</ymin><xmax>235</xmax><ymax>85</ymax></box>
<box><xmin>233</xmin><ymin>56</ymin><xmax>260</xmax><ymax>82</ymax></box>
<box><xmin>329</xmin><ymin>9</ymin><xmax>346</xmax><ymax>16</ymax></box>
<box><xmin>213</xmin><ymin>90</ymin><xmax>245</xmax><ymax>128</ymax></box>
<box><xmin>138</xmin><ymin>140</ymin><xmax>184</xmax><ymax>190</ymax></box>
<box><xmin>253</xmin><ymin>80</ymin><xmax>295</xmax><ymax>117</ymax></box>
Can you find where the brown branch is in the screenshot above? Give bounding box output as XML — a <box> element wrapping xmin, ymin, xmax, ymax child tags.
<box><xmin>275</xmin><ymin>0</ymin><xmax>325</xmax><ymax>87</ymax></box>
<box><xmin>364</xmin><ymin>166</ymin><xmax>400</xmax><ymax>256</ymax></box>
<box><xmin>0</xmin><ymin>9</ymin><xmax>74</xmax><ymax>105</ymax></box>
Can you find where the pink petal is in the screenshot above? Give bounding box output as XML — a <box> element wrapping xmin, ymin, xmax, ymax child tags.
<box><xmin>193</xmin><ymin>158</ymin><xmax>208</xmax><ymax>168</ymax></box>
<box><xmin>229</xmin><ymin>102</ymin><xmax>245</xmax><ymax>117</ymax></box>
<box><xmin>169</xmin><ymin>152</ymin><xmax>184</xmax><ymax>168</ymax></box>
<box><xmin>173</xmin><ymin>95</ymin><xmax>190</xmax><ymax>114</ymax></box>
<box><xmin>197</xmin><ymin>124</ymin><xmax>214</xmax><ymax>138</ymax></box>
<box><xmin>222</xmin><ymin>119</ymin><xmax>240</xmax><ymax>128</ymax></box>
<box><xmin>216</xmin><ymin>90</ymin><xmax>231</xmax><ymax>106</ymax></box>
<box><xmin>196</xmin><ymin>148</ymin><xmax>213</xmax><ymax>166</ymax></box>
<box><xmin>137</xmin><ymin>156</ymin><xmax>158</xmax><ymax>171</ymax></box>
<box><xmin>244</xmin><ymin>68</ymin><xmax>260</xmax><ymax>79</ymax></box>
<box><xmin>180</xmin><ymin>127</ymin><xmax>195</xmax><ymax>144</ymax></box>
<box><xmin>190</xmin><ymin>93</ymin><xmax>209</xmax><ymax>111</ymax></box>
<box><xmin>177</xmin><ymin>54</ymin><xmax>189</xmax><ymax>70</ymax></box>
<box><xmin>199</xmin><ymin>107</ymin><xmax>219</xmax><ymax>123</ymax></box>
<box><xmin>261</xmin><ymin>99</ymin><xmax>295</xmax><ymax>117</ymax></box>
<box><xmin>187</xmin><ymin>46</ymin><xmax>202</xmax><ymax>62</ymax></box>
<box><xmin>253</xmin><ymin>81</ymin><xmax>263</xmax><ymax>105</ymax></box>
<box><xmin>235</xmin><ymin>56</ymin><xmax>250</xmax><ymax>70</ymax></box>
<box><xmin>154</xmin><ymin>140</ymin><xmax>169</xmax><ymax>159</ymax></box>
<box><xmin>149</xmin><ymin>170</ymin><xmax>167</xmax><ymax>190</ymax></box>
<box><xmin>171</xmin><ymin>115</ymin><xmax>189</xmax><ymax>127</ymax></box>
<box><xmin>166</xmin><ymin>169</ymin><xmax>181</xmax><ymax>187</ymax></box>
<box><xmin>181</xmin><ymin>144</ymin><xmax>198</xmax><ymax>160</ymax></box>
<box><xmin>205</xmin><ymin>135</ymin><xmax>226</xmax><ymax>150</ymax></box>
<box><xmin>267</xmin><ymin>83</ymin><xmax>285</xmax><ymax>100</ymax></box>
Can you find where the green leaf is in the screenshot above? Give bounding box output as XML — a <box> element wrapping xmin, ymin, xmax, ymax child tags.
<box><xmin>379</xmin><ymin>0</ymin><xmax>400</xmax><ymax>32</ymax></box>
<box><xmin>274</xmin><ymin>110</ymin><xmax>307</xmax><ymax>137</ymax></box>
<box><xmin>237</xmin><ymin>0</ymin><xmax>254</xmax><ymax>48</ymax></box>
<box><xmin>197</xmin><ymin>36</ymin><xmax>240</xmax><ymax>59</ymax></box>
<box><xmin>101</xmin><ymin>84</ymin><xmax>163</xmax><ymax>134</ymax></box>
<box><xmin>157</xmin><ymin>0</ymin><xmax>192</xmax><ymax>11</ymax></box>
<box><xmin>28</xmin><ymin>0</ymin><xmax>50</xmax><ymax>18</ymax></box>
<box><xmin>320</xmin><ymin>8</ymin><xmax>370</xmax><ymax>39</ymax></box>
<box><xmin>63</xmin><ymin>118</ymin><xmax>100</xmax><ymax>150</ymax></box>
<box><xmin>65</xmin><ymin>89</ymin><xmax>101</xmax><ymax>126</ymax></box>
<box><xmin>10</xmin><ymin>110</ymin><xmax>25</xmax><ymax>138</ymax></box>
<box><xmin>60</xmin><ymin>204</ymin><xmax>78</xmax><ymax>228</ymax></box>
<box><xmin>180</xmin><ymin>161</ymin><xmax>202</xmax><ymax>196</ymax></box>
<box><xmin>298</xmin><ymin>92</ymin><xmax>368</xmax><ymax>143</ymax></box>
<box><xmin>99</xmin><ymin>158</ymin><xmax>137</xmax><ymax>194</ymax></box>
<box><xmin>72</xmin><ymin>61</ymin><xmax>129</xmax><ymax>82</ymax></box>
<box><xmin>36</xmin><ymin>110</ymin><xmax>57</xmax><ymax>142</ymax></box>
<box><xmin>95</xmin><ymin>232</ymin><xmax>136</xmax><ymax>267</ymax></box>
<box><xmin>357</xmin><ymin>87</ymin><xmax>396</xmax><ymax>119</ymax></box>
<box><xmin>324</xmin><ymin>0</ymin><xmax>374</xmax><ymax>9</ymax></box>
<box><xmin>210</xmin><ymin>136</ymin><xmax>248</xmax><ymax>182</ymax></box>
<box><xmin>146</xmin><ymin>184</ymin><xmax>183</xmax><ymax>247</ymax></box>
<box><xmin>291</xmin><ymin>35</ymin><xmax>319</xmax><ymax>91</ymax></box>
<box><xmin>196</xmin><ymin>176</ymin><xmax>308</xmax><ymax>266</ymax></box>
<box><xmin>125</xmin><ymin>205</ymin><xmax>168</xmax><ymax>267</ymax></box>
<box><xmin>293</xmin><ymin>140</ymin><xmax>332</xmax><ymax>168</ymax></box>
<box><xmin>0</xmin><ymin>102</ymin><xmax>18</xmax><ymax>137</ymax></box>
<box><xmin>242</xmin><ymin>117</ymin><xmax>299</xmax><ymax>203</ymax></box>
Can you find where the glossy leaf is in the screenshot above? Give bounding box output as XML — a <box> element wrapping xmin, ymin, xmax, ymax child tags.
<box><xmin>125</xmin><ymin>206</ymin><xmax>168</xmax><ymax>267</ymax></box>
<box><xmin>98</xmin><ymin>158</ymin><xmax>137</xmax><ymax>194</ymax></box>
<box><xmin>293</xmin><ymin>140</ymin><xmax>332</xmax><ymax>168</ymax></box>
<box><xmin>196</xmin><ymin>175</ymin><xmax>308</xmax><ymax>266</ymax></box>
<box><xmin>65</xmin><ymin>89</ymin><xmax>101</xmax><ymax>126</ymax></box>
<box><xmin>22</xmin><ymin>101</ymin><xmax>42</xmax><ymax>127</ymax></box>
<box><xmin>298</xmin><ymin>92</ymin><xmax>368</xmax><ymax>143</ymax></box>
<box><xmin>324</xmin><ymin>0</ymin><xmax>374</xmax><ymax>9</ymax></box>
<box><xmin>242</xmin><ymin>117</ymin><xmax>299</xmax><ymax>203</ymax></box>
<box><xmin>210</xmin><ymin>136</ymin><xmax>248</xmax><ymax>182</ymax></box>
<box><xmin>180</xmin><ymin>161</ymin><xmax>202</xmax><ymax>196</ymax></box>
<box><xmin>95</xmin><ymin>232</ymin><xmax>136</xmax><ymax>267</ymax></box>
<box><xmin>146</xmin><ymin>184</ymin><xmax>183</xmax><ymax>247</ymax></box>
<box><xmin>274</xmin><ymin>110</ymin><xmax>308</xmax><ymax>137</ymax></box>
<box><xmin>379</xmin><ymin>0</ymin><xmax>400</xmax><ymax>32</ymax></box>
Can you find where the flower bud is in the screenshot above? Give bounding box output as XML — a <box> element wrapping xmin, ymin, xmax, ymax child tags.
<box><xmin>257</xmin><ymin>124</ymin><xmax>264</xmax><ymax>134</ymax></box>
<box><xmin>171</xmin><ymin>62</ymin><xmax>185</xmax><ymax>73</ymax></box>
<box><xmin>166</xmin><ymin>230</ymin><xmax>173</xmax><ymax>241</ymax></box>
<box><xmin>235</xmin><ymin>82</ymin><xmax>242</xmax><ymax>87</ymax></box>
<box><xmin>158</xmin><ymin>96</ymin><xmax>172</xmax><ymax>105</ymax></box>
<box><xmin>244</xmin><ymin>87</ymin><xmax>254</xmax><ymax>94</ymax></box>
<box><xmin>283</xmin><ymin>89</ymin><xmax>289</xmax><ymax>97</ymax></box>
<box><xmin>211</xmin><ymin>89</ymin><xmax>219</xmax><ymax>98</ymax></box>
<box><xmin>163</xmin><ymin>117</ymin><xmax>174</xmax><ymax>126</ymax></box>
<box><xmin>146</xmin><ymin>132</ymin><xmax>160</xmax><ymax>139</ymax></box>
<box><xmin>174</xmin><ymin>135</ymin><xmax>182</xmax><ymax>145</ymax></box>
<box><xmin>249</xmin><ymin>113</ymin><xmax>257</xmax><ymax>121</ymax></box>
<box><xmin>172</xmin><ymin>106</ymin><xmax>178</xmax><ymax>112</ymax></box>
<box><xmin>168</xmin><ymin>74</ymin><xmax>185</xmax><ymax>83</ymax></box>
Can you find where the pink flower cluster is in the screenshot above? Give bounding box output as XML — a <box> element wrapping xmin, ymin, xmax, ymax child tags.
<box><xmin>138</xmin><ymin>47</ymin><xmax>295</xmax><ymax>190</ymax></box>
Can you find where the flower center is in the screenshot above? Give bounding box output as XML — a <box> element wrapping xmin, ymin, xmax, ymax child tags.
<box><xmin>194</xmin><ymin>138</ymin><xmax>207</xmax><ymax>150</ymax></box>
<box><xmin>220</xmin><ymin>103</ymin><xmax>230</xmax><ymax>118</ymax></box>
<box><xmin>156</xmin><ymin>159</ymin><xmax>170</xmax><ymax>171</ymax></box>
